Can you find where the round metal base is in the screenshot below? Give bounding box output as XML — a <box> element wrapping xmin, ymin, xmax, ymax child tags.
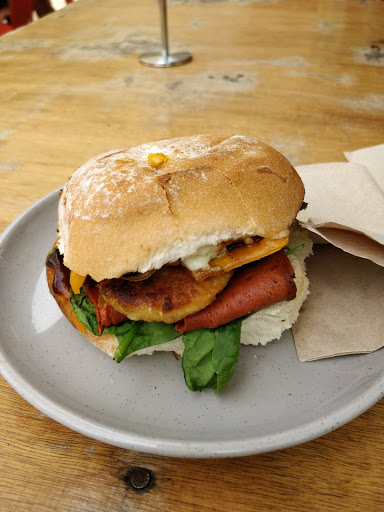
<box><xmin>139</xmin><ymin>51</ymin><xmax>192</xmax><ymax>68</ymax></box>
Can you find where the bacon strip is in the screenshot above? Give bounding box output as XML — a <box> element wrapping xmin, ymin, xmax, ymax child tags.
<box><xmin>84</xmin><ymin>279</ymin><xmax>128</xmax><ymax>335</ymax></box>
<box><xmin>175</xmin><ymin>250</ymin><xmax>296</xmax><ymax>334</ymax></box>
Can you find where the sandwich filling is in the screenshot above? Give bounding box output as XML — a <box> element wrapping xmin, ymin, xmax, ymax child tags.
<box><xmin>46</xmin><ymin>232</ymin><xmax>306</xmax><ymax>394</ymax></box>
<box><xmin>49</xmin><ymin>233</ymin><xmax>297</xmax><ymax>334</ymax></box>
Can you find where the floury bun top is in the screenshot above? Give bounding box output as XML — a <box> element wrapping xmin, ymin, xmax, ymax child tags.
<box><xmin>58</xmin><ymin>134</ymin><xmax>305</xmax><ymax>282</ymax></box>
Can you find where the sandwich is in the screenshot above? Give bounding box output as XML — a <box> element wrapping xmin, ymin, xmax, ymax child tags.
<box><xmin>46</xmin><ymin>134</ymin><xmax>311</xmax><ymax>393</ymax></box>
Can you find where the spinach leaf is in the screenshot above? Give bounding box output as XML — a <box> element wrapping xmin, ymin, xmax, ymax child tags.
<box><xmin>212</xmin><ymin>320</ymin><xmax>242</xmax><ymax>393</ymax></box>
<box><xmin>182</xmin><ymin>319</ymin><xmax>242</xmax><ymax>393</ymax></box>
<box><xmin>69</xmin><ymin>287</ymin><xmax>99</xmax><ymax>336</ymax></box>
<box><xmin>69</xmin><ymin>286</ymin><xmax>180</xmax><ymax>361</ymax></box>
<box><xmin>284</xmin><ymin>243</ymin><xmax>305</xmax><ymax>255</ymax></box>
<box><xmin>103</xmin><ymin>321</ymin><xmax>135</xmax><ymax>336</ymax></box>
<box><xmin>108</xmin><ymin>322</ymin><xmax>142</xmax><ymax>362</ymax></box>
<box><xmin>181</xmin><ymin>329</ymin><xmax>216</xmax><ymax>391</ymax></box>
<box><xmin>106</xmin><ymin>321</ymin><xmax>180</xmax><ymax>362</ymax></box>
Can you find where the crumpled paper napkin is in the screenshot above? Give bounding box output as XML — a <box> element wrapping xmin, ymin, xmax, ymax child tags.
<box><xmin>291</xmin><ymin>144</ymin><xmax>384</xmax><ymax>362</ymax></box>
<box><xmin>296</xmin><ymin>144</ymin><xmax>384</xmax><ymax>267</ymax></box>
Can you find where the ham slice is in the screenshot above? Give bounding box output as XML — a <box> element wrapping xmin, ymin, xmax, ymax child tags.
<box><xmin>84</xmin><ymin>279</ymin><xmax>128</xmax><ymax>335</ymax></box>
<box><xmin>175</xmin><ymin>250</ymin><xmax>296</xmax><ymax>334</ymax></box>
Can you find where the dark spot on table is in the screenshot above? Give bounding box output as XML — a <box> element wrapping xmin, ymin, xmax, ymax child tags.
<box><xmin>364</xmin><ymin>44</ymin><xmax>384</xmax><ymax>63</ymax></box>
<box><xmin>222</xmin><ymin>73</ymin><xmax>245</xmax><ymax>83</ymax></box>
<box><xmin>124</xmin><ymin>75</ymin><xmax>133</xmax><ymax>86</ymax></box>
<box><xmin>123</xmin><ymin>466</ymin><xmax>155</xmax><ymax>493</ymax></box>
<box><xmin>167</xmin><ymin>80</ymin><xmax>183</xmax><ymax>90</ymax></box>
<box><xmin>207</xmin><ymin>73</ymin><xmax>245</xmax><ymax>82</ymax></box>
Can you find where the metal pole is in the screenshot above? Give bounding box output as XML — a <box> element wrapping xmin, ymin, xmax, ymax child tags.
<box><xmin>159</xmin><ymin>0</ymin><xmax>170</xmax><ymax>61</ymax></box>
<box><xmin>139</xmin><ymin>0</ymin><xmax>192</xmax><ymax>68</ymax></box>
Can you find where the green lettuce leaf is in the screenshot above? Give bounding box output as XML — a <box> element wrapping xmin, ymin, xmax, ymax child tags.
<box><xmin>182</xmin><ymin>319</ymin><xmax>242</xmax><ymax>393</ymax></box>
<box><xmin>69</xmin><ymin>287</ymin><xmax>99</xmax><ymax>336</ymax></box>
<box><xmin>284</xmin><ymin>243</ymin><xmax>305</xmax><ymax>255</ymax></box>
<box><xmin>69</xmin><ymin>287</ymin><xmax>180</xmax><ymax>361</ymax></box>
<box><xmin>106</xmin><ymin>321</ymin><xmax>180</xmax><ymax>362</ymax></box>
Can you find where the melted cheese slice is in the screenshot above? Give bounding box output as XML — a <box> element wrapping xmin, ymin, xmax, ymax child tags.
<box><xmin>73</xmin><ymin>314</ymin><xmax>87</xmax><ymax>334</ymax></box>
<box><xmin>70</xmin><ymin>271</ymin><xmax>86</xmax><ymax>295</ymax></box>
<box><xmin>191</xmin><ymin>236</ymin><xmax>289</xmax><ymax>281</ymax></box>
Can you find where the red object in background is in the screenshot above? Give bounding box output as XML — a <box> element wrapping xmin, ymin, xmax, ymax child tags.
<box><xmin>0</xmin><ymin>0</ymin><xmax>73</xmax><ymax>36</ymax></box>
<box><xmin>0</xmin><ymin>20</ymin><xmax>12</xmax><ymax>35</ymax></box>
<box><xmin>0</xmin><ymin>0</ymin><xmax>35</xmax><ymax>35</ymax></box>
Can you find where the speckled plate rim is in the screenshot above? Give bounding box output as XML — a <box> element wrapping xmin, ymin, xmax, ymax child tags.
<box><xmin>0</xmin><ymin>190</ymin><xmax>384</xmax><ymax>458</ymax></box>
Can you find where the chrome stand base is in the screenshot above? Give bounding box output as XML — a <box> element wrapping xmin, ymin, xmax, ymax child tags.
<box><xmin>139</xmin><ymin>51</ymin><xmax>192</xmax><ymax>68</ymax></box>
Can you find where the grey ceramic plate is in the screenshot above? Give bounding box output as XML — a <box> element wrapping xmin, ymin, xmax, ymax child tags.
<box><xmin>0</xmin><ymin>190</ymin><xmax>384</xmax><ymax>458</ymax></box>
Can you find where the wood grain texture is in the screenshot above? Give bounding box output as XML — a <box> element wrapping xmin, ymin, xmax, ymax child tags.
<box><xmin>1</xmin><ymin>0</ymin><xmax>384</xmax><ymax>510</ymax></box>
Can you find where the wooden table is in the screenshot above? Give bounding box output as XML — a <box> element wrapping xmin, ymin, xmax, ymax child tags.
<box><xmin>1</xmin><ymin>0</ymin><xmax>384</xmax><ymax>510</ymax></box>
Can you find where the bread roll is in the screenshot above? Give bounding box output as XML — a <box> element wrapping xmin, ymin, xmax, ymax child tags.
<box><xmin>58</xmin><ymin>135</ymin><xmax>304</xmax><ymax>281</ymax></box>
